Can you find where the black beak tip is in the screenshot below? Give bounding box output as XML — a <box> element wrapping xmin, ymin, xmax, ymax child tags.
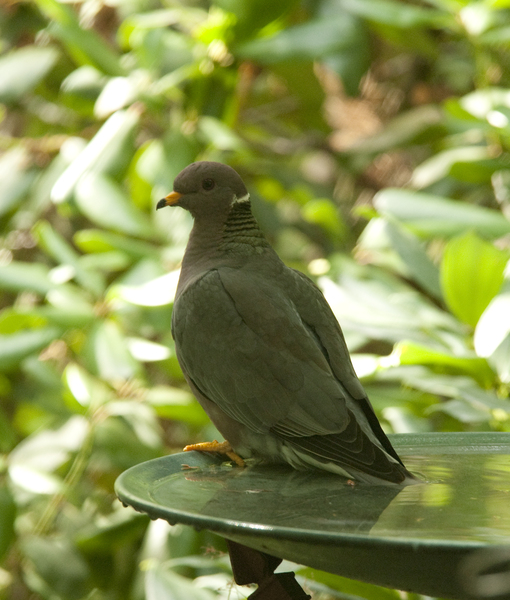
<box><xmin>156</xmin><ymin>198</ymin><xmax>167</xmax><ymax>210</ymax></box>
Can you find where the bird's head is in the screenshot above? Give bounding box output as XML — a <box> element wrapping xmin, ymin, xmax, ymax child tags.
<box><xmin>157</xmin><ymin>161</ymin><xmax>250</xmax><ymax>219</ymax></box>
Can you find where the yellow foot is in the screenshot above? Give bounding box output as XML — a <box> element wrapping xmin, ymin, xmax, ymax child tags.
<box><xmin>183</xmin><ymin>440</ymin><xmax>245</xmax><ymax>467</ymax></box>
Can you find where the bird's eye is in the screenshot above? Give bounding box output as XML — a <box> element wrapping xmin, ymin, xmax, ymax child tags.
<box><xmin>202</xmin><ymin>178</ymin><xmax>215</xmax><ymax>191</ymax></box>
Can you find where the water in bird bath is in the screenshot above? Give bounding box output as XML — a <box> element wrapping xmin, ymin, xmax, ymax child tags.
<box><xmin>146</xmin><ymin>437</ymin><xmax>510</xmax><ymax>546</ymax></box>
<box><xmin>371</xmin><ymin>452</ymin><xmax>510</xmax><ymax>544</ymax></box>
<box><xmin>116</xmin><ymin>433</ymin><xmax>510</xmax><ymax>599</ymax></box>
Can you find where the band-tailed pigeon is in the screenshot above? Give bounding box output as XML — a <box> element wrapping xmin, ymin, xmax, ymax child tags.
<box><xmin>157</xmin><ymin>161</ymin><xmax>414</xmax><ymax>484</ymax></box>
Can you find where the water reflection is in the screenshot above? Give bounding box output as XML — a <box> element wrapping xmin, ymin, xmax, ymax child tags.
<box><xmin>152</xmin><ymin>464</ymin><xmax>402</xmax><ymax>534</ymax></box>
<box><xmin>151</xmin><ymin>451</ymin><xmax>510</xmax><ymax>543</ymax></box>
<box><xmin>374</xmin><ymin>453</ymin><xmax>510</xmax><ymax>542</ymax></box>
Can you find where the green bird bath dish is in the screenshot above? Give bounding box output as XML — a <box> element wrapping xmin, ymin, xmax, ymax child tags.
<box><xmin>115</xmin><ymin>432</ymin><xmax>510</xmax><ymax>600</ymax></box>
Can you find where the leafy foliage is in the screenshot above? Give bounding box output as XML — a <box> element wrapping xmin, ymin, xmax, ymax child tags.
<box><xmin>1</xmin><ymin>0</ymin><xmax>510</xmax><ymax>598</ymax></box>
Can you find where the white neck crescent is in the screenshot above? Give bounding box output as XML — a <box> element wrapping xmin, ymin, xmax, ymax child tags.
<box><xmin>232</xmin><ymin>192</ymin><xmax>250</xmax><ymax>205</ymax></box>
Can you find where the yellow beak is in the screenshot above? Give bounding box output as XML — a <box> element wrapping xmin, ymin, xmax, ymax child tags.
<box><xmin>156</xmin><ymin>191</ymin><xmax>182</xmax><ymax>209</ymax></box>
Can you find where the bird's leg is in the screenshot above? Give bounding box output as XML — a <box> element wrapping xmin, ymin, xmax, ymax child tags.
<box><xmin>183</xmin><ymin>440</ymin><xmax>245</xmax><ymax>467</ymax></box>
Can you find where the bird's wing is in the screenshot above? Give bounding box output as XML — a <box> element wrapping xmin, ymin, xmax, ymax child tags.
<box><xmin>172</xmin><ymin>267</ymin><xmax>406</xmax><ymax>480</ymax></box>
<box><xmin>173</xmin><ymin>267</ymin><xmax>349</xmax><ymax>436</ymax></box>
<box><xmin>283</xmin><ymin>267</ymin><xmax>405</xmax><ymax>466</ymax></box>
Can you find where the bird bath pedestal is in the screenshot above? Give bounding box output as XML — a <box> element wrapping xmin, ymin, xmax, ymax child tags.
<box><xmin>115</xmin><ymin>433</ymin><xmax>510</xmax><ymax>600</ymax></box>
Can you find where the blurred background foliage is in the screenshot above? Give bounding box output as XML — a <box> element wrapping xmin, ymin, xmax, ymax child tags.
<box><xmin>1</xmin><ymin>0</ymin><xmax>510</xmax><ymax>598</ymax></box>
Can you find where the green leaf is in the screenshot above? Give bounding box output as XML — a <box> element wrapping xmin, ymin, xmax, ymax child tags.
<box><xmin>441</xmin><ymin>232</ymin><xmax>508</xmax><ymax>327</ymax></box>
<box><xmin>411</xmin><ymin>146</ymin><xmax>495</xmax><ymax>188</ymax></box>
<box><xmin>443</xmin><ymin>97</ymin><xmax>482</xmax><ymax>122</ymax></box>
<box><xmin>479</xmin><ymin>25</ymin><xmax>510</xmax><ymax>47</ymax></box>
<box><xmin>428</xmin><ymin>398</ymin><xmax>491</xmax><ymax>423</ymax></box>
<box><xmin>75</xmin><ymin>173</ymin><xmax>153</xmax><ymax>238</ymax></box>
<box><xmin>475</xmin><ymin>290</ymin><xmax>510</xmax><ymax>358</ymax></box>
<box><xmin>382</xmin><ymin>406</ymin><xmax>432</xmax><ymax>433</ymax></box>
<box><xmin>0</xmin><ymin>148</ymin><xmax>37</xmax><ymax>216</ymax></box>
<box><xmin>270</xmin><ymin>60</ymin><xmax>330</xmax><ymax>126</ymax></box>
<box><xmin>238</xmin><ymin>17</ymin><xmax>363</xmax><ymax>64</ymax></box>
<box><xmin>145</xmin><ymin>386</ymin><xmax>210</xmax><ymax>425</ymax></box>
<box><xmin>302</xmin><ymin>198</ymin><xmax>346</xmax><ymax>241</ymax></box>
<box><xmin>395</xmin><ymin>341</ymin><xmax>495</xmax><ymax>388</ymax></box>
<box><xmin>216</xmin><ymin>0</ymin><xmax>297</xmax><ymax>38</ymax></box>
<box><xmin>0</xmin><ymin>484</ymin><xmax>16</xmax><ymax>561</ymax></box>
<box><xmin>33</xmin><ymin>221</ymin><xmax>105</xmax><ymax>298</ymax></box>
<box><xmin>80</xmin><ymin>250</ymin><xmax>131</xmax><ymax>273</ymax></box>
<box><xmin>127</xmin><ymin>142</ymin><xmax>154</xmax><ymax>212</ymax></box>
<box><xmin>0</xmin><ymin>45</ymin><xmax>58</xmax><ymax>103</ymax></box>
<box><xmin>74</xmin><ymin>229</ymin><xmax>158</xmax><ymax>258</ymax></box>
<box><xmin>76</xmin><ymin>507</ymin><xmax>149</xmax><ymax>552</ymax></box>
<box><xmin>401</xmin><ymin>371</ymin><xmax>508</xmax><ymax>412</ymax></box>
<box><xmin>93</xmin><ymin>414</ymin><xmax>160</xmax><ymax>469</ymax></box>
<box><xmin>388</xmin><ymin>223</ymin><xmax>441</xmax><ymax>299</ymax></box>
<box><xmin>296</xmin><ymin>567</ymin><xmax>401</xmax><ymax>600</ymax></box>
<box><xmin>31</xmin><ymin>307</ymin><xmax>92</xmax><ymax>329</ymax></box>
<box><xmin>89</xmin><ymin>320</ymin><xmax>140</xmax><ymax>382</ymax></box>
<box><xmin>121</xmin><ymin>14</ymin><xmax>196</xmax><ymax>74</ymax></box>
<box><xmin>459</xmin><ymin>87</ymin><xmax>510</xmax><ymax>120</ymax></box>
<box><xmin>94</xmin><ymin>76</ymin><xmax>139</xmax><ymax>119</ymax></box>
<box><xmin>0</xmin><ymin>327</ymin><xmax>62</xmax><ymax>371</ymax></box>
<box><xmin>21</xmin><ymin>536</ymin><xmax>91</xmax><ymax>600</ymax></box>
<box><xmin>0</xmin><ymin>403</ymin><xmax>16</xmax><ymax>452</ymax></box>
<box><xmin>42</xmin><ymin>285</ymin><xmax>96</xmax><ymax>327</ymax></box>
<box><xmin>136</xmin><ymin>132</ymin><xmax>200</xmax><ymax>199</ymax></box>
<box><xmin>474</xmin><ymin>287</ymin><xmax>510</xmax><ymax>383</ymax></box>
<box><xmin>486</xmin><ymin>334</ymin><xmax>510</xmax><ymax>384</ymax></box>
<box><xmin>338</xmin><ymin>0</ymin><xmax>447</xmax><ymax>28</ymax></box>
<box><xmin>359</xmin><ymin>219</ymin><xmax>442</xmax><ymax>299</ymax></box>
<box><xmin>374</xmin><ymin>189</ymin><xmax>510</xmax><ymax>239</ymax></box>
<box><xmin>108</xmin><ymin>270</ymin><xmax>179</xmax><ymax>307</ymax></box>
<box><xmin>105</xmin><ymin>401</ymin><xmax>161</xmax><ymax>448</ymax></box>
<box><xmin>126</xmin><ymin>338</ymin><xmax>171</xmax><ymax>362</ymax></box>
<box><xmin>0</xmin><ymin>309</ymin><xmax>47</xmax><ymax>334</ymax></box>
<box><xmin>319</xmin><ymin>256</ymin><xmax>462</xmax><ymax>350</ymax></box>
<box><xmin>51</xmin><ymin>108</ymin><xmax>140</xmax><ymax>203</ymax></box>
<box><xmin>349</xmin><ymin>105</ymin><xmax>444</xmax><ymax>154</ymax></box>
<box><xmin>63</xmin><ymin>362</ymin><xmax>113</xmax><ymax>408</ymax></box>
<box><xmin>34</xmin><ymin>0</ymin><xmax>123</xmax><ymax>76</ymax></box>
<box><xmin>60</xmin><ymin>65</ymin><xmax>106</xmax><ymax>100</ymax></box>
<box><xmin>9</xmin><ymin>416</ymin><xmax>89</xmax><ymax>491</ymax></box>
<box><xmin>22</xmin><ymin>355</ymin><xmax>63</xmax><ymax>394</ymax></box>
<box><xmin>145</xmin><ymin>563</ymin><xmax>217</xmax><ymax>600</ymax></box>
<box><xmin>198</xmin><ymin>116</ymin><xmax>245</xmax><ymax>151</ymax></box>
<box><xmin>449</xmin><ymin>156</ymin><xmax>505</xmax><ymax>184</ymax></box>
<box><xmin>0</xmin><ymin>261</ymin><xmax>54</xmax><ymax>295</ymax></box>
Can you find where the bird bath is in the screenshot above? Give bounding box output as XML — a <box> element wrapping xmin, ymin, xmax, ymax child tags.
<box><xmin>115</xmin><ymin>432</ymin><xmax>510</xmax><ymax>600</ymax></box>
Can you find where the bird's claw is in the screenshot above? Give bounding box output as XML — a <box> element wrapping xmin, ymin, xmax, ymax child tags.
<box><xmin>183</xmin><ymin>440</ymin><xmax>246</xmax><ymax>467</ymax></box>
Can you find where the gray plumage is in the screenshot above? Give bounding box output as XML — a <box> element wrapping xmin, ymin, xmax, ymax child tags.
<box><xmin>158</xmin><ymin>161</ymin><xmax>414</xmax><ymax>484</ymax></box>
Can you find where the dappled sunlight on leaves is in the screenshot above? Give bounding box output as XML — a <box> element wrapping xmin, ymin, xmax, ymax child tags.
<box><xmin>1</xmin><ymin>0</ymin><xmax>510</xmax><ymax>598</ymax></box>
